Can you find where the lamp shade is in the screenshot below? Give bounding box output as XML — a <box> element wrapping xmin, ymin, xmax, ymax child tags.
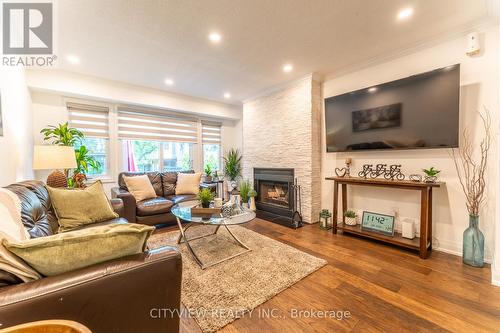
<box><xmin>33</xmin><ymin>145</ymin><xmax>77</xmax><ymax>170</ymax></box>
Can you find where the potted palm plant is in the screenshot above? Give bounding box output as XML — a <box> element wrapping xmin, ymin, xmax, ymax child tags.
<box><xmin>223</xmin><ymin>149</ymin><xmax>242</xmax><ymax>192</ymax></box>
<box><xmin>239</xmin><ymin>180</ymin><xmax>251</xmax><ymax>208</ymax></box>
<box><xmin>41</xmin><ymin>122</ymin><xmax>101</xmax><ymax>188</ymax></box>
<box><xmin>204</xmin><ymin>164</ymin><xmax>213</xmax><ymax>182</ymax></box>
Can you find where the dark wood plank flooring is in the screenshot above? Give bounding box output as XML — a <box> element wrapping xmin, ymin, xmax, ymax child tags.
<box><xmin>159</xmin><ymin>218</ymin><xmax>500</xmax><ymax>332</ymax></box>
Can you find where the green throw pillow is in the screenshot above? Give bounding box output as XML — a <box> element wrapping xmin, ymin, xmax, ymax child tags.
<box><xmin>47</xmin><ymin>181</ymin><xmax>119</xmax><ymax>232</ymax></box>
<box><xmin>3</xmin><ymin>223</ymin><xmax>154</xmax><ymax>276</ymax></box>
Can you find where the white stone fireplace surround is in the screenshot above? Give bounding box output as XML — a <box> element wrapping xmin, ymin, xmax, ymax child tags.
<box><xmin>242</xmin><ymin>75</ymin><xmax>321</xmax><ymax>223</ymax></box>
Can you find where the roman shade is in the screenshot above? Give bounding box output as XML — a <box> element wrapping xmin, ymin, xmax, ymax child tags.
<box><xmin>67</xmin><ymin>102</ymin><xmax>110</xmax><ymax>138</ymax></box>
<box><xmin>202</xmin><ymin>121</ymin><xmax>222</xmax><ymax>144</ymax></box>
<box><xmin>117</xmin><ymin>107</ymin><xmax>198</xmax><ymax>143</ymax></box>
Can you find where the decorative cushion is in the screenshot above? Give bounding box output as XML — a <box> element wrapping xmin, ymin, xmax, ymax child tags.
<box><xmin>47</xmin><ymin>181</ymin><xmax>119</xmax><ymax>232</ymax></box>
<box><xmin>123</xmin><ymin>175</ymin><xmax>157</xmax><ymax>202</ymax></box>
<box><xmin>136</xmin><ymin>197</ymin><xmax>174</xmax><ymax>216</ymax></box>
<box><xmin>3</xmin><ymin>223</ymin><xmax>154</xmax><ymax>276</ymax></box>
<box><xmin>175</xmin><ymin>172</ymin><xmax>202</xmax><ymax>195</ymax></box>
<box><xmin>119</xmin><ymin>172</ymin><xmax>163</xmax><ymax>197</ymax></box>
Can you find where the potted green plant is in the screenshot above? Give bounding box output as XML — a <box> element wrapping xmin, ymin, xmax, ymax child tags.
<box><xmin>223</xmin><ymin>149</ymin><xmax>242</xmax><ymax>192</ymax></box>
<box><xmin>197</xmin><ymin>188</ymin><xmax>215</xmax><ymax>208</ymax></box>
<box><xmin>344</xmin><ymin>210</ymin><xmax>357</xmax><ymax>226</ymax></box>
<box><xmin>248</xmin><ymin>189</ymin><xmax>258</xmax><ymax>211</ymax></box>
<box><xmin>239</xmin><ymin>180</ymin><xmax>251</xmax><ymax>208</ymax></box>
<box><xmin>423</xmin><ymin>167</ymin><xmax>440</xmax><ymax>183</ymax></box>
<box><xmin>204</xmin><ymin>164</ymin><xmax>213</xmax><ymax>182</ymax></box>
<box><xmin>41</xmin><ymin>122</ymin><xmax>101</xmax><ymax>188</ymax></box>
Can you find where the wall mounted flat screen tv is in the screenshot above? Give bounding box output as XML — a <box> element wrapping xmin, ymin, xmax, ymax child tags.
<box><xmin>325</xmin><ymin>64</ymin><xmax>460</xmax><ymax>152</ymax></box>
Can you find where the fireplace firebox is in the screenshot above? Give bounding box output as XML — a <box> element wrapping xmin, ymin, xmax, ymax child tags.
<box><xmin>254</xmin><ymin>168</ymin><xmax>297</xmax><ymax>227</ymax></box>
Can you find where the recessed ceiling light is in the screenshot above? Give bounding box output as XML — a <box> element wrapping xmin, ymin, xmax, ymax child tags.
<box><xmin>368</xmin><ymin>87</ymin><xmax>378</xmax><ymax>93</ymax></box>
<box><xmin>397</xmin><ymin>7</ymin><xmax>413</xmax><ymax>21</ymax></box>
<box><xmin>283</xmin><ymin>64</ymin><xmax>293</xmax><ymax>73</ymax></box>
<box><xmin>66</xmin><ymin>55</ymin><xmax>80</xmax><ymax>64</ymax></box>
<box><xmin>164</xmin><ymin>78</ymin><xmax>174</xmax><ymax>86</ymax></box>
<box><xmin>224</xmin><ymin>92</ymin><xmax>231</xmax><ymax>99</ymax></box>
<box><xmin>208</xmin><ymin>32</ymin><xmax>222</xmax><ymax>43</ymax></box>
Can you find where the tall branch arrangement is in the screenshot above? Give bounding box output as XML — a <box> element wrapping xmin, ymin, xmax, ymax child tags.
<box><xmin>451</xmin><ymin>108</ymin><xmax>492</xmax><ymax>216</ymax></box>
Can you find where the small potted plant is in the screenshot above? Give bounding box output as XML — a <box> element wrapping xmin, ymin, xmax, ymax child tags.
<box><xmin>239</xmin><ymin>180</ymin><xmax>251</xmax><ymax>208</ymax></box>
<box><xmin>204</xmin><ymin>164</ymin><xmax>213</xmax><ymax>182</ymax></box>
<box><xmin>223</xmin><ymin>149</ymin><xmax>242</xmax><ymax>192</ymax></box>
<box><xmin>197</xmin><ymin>188</ymin><xmax>214</xmax><ymax>208</ymax></box>
<box><xmin>248</xmin><ymin>189</ymin><xmax>258</xmax><ymax>211</ymax></box>
<box><xmin>344</xmin><ymin>210</ymin><xmax>357</xmax><ymax>226</ymax></box>
<box><xmin>423</xmin><ymin>167</ymin><xmax>440</xmax><ymax>183</ymax></box>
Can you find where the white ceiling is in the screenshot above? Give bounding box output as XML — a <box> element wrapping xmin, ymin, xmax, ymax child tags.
<box><xmin>56</xmin><ymin>0</ymin><xmax>494</xmax><ymax>104</ymax></box>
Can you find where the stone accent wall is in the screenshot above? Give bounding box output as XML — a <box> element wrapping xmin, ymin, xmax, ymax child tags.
<box><xmin>242</xmin><ymin>75</ymin><xmax>321</xmax><ymax>223</ymax></box>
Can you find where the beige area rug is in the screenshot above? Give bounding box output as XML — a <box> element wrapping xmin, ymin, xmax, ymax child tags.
<box><xmin>148</xmin><ymin>225</ymin><xmax>326</xmax><ymax>333</ymax></box>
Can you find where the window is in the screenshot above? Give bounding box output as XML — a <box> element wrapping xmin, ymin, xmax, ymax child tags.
<box><xmin>202</xmin><ymin>122</ymin><xmax>222</xmax><ymax>171</ymax></box>
<box><xmin>118</xmin><ymin>107</ymin><xmax>199</xmax><ymax>172</ymax></box>
<box><xmin>68</xmin><ymin>103</ymin><xmax>110</xmax><ymax>177</ymax></box>
<box><xmin>122</xmin><ymin>140</ymin><xmax>194</xmax><ymax>172</ymax></box>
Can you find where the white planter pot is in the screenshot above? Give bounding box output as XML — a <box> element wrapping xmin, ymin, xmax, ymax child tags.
<box><xmin>345</xmin><ymin>217</ymin><xmax>357</xmax><ymax>226</ymax></box>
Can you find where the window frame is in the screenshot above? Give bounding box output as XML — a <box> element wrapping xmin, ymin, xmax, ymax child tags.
<box><xmin>65</xmin><ymin>98</ymin><xmax>224</xmax><ymax>182</ymax></box>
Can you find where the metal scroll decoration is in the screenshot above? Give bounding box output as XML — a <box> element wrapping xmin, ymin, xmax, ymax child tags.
<box><xmin>358</xmin><ymin>164</ymin><xmax>405</xmax><ymax>181</ymax></box>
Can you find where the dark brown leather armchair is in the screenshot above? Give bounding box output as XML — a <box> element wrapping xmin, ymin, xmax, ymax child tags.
<box><xmin>0</xmin><ymin>181</ymin><xmax>182</xmax><ymax>333</ymax></box>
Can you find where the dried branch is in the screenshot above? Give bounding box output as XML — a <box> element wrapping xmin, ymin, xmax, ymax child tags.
<box><xmin>451</xmin><ymin>108</ymin><xmax>492</xmax><ymax>216</ymax></box>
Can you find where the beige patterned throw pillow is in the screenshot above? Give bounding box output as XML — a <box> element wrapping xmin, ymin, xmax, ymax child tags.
<box><xmin>175</xmin><ymin>172</ymin><xmax>202</xmax><ymax>195</ymax></box>
<box><xmin>123</xmin><ymin>174</ymin><xmax>157</xmax><ymax>202</ymax></box>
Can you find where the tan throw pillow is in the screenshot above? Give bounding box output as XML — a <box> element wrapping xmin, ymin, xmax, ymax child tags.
<box><xmin>4</xmin><ymin>223</ymin><xmax>154</xmax><ymax>276</ymax></box>
<box><xmin>123</xmin><ymin>175</ymin><xmax>157</xmax><ymax>202</ymax></box>
<box><xmin>47</xmin><ymin>181</ymin><xmax>119</xmax><ymax>232</ymax></box>
<box><xmin>175</xmin><ymin>172</ymin><xmax>202</xmax><ymax>195</ymax></box>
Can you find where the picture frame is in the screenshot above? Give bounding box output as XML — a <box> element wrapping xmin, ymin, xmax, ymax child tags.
<box><xmin>361</xmin><ymin>211</ymin><xmax>395</xmax><ymax>236</ymax></box>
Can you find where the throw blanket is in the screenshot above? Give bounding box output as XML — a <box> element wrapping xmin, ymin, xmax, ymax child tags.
<box><xmin>0</xmin><ymin>188</ymin><xmax>41</xmax><ymax>282</ymax></box>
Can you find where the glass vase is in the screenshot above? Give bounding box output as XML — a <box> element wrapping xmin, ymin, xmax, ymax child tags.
<box><xmin>462</xmin><ymin>215</ymin><xmax>484</xmax><ymax>267</ymax></box>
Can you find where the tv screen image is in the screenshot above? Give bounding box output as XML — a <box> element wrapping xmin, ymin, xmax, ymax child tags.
<box><xmin>325</xmin><ymin>64</ymin><xmax>460</xmax><ymax>152</ymax></box>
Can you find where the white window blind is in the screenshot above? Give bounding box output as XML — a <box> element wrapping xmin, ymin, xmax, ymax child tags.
<box><xmin>67</xmin><ymin>103</ymin><xmax>110</xmax><ymax>138</ymax></box>
<box><xmin>117</xmin><ymin>107</ymin><xmax>198</xmax><ymax>143</ymax></box>
<box><xmin>202</xmin><ymin>122</ymin><xmax>222</xmax><ymax>144</ymax></box>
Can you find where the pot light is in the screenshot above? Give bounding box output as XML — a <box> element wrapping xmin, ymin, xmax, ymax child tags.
<box><xmin>66</xmin><ymin>55</ymin><xmax>80</xmax><ymax>64</ymax></box>
<box><xmin>397</xmin><ymin>7</ymin><xmax>413</xmax><ymax>21</ymax></box>
<box><xmin>208</xmin><ymin>32</ymin><xmax>222</xmax><ymax>43</ymax></box>
<box><xmin>368</xmin><ymin>87</ymin><xmax>378</xmax><ymax>93</ymax></box>
<box><xmin>164</xmin><ymin>78</ymin><xmax>174</xmax><ymax>86</ymax></box>
<box><xmin>283</xmin><ymin>63</ymin><xmax>293</xmax><ymax>73</ymax></box>
<box><xmin>224</xmin><ymin>92</ymin><xmax>231</xmax><ymax>99</ymax></box>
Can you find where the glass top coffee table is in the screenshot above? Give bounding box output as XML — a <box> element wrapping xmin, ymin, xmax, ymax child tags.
<box><xmin>171</xmin><ymin>200</ymin><xmax>256</xmax><ymax>269</ymax></box>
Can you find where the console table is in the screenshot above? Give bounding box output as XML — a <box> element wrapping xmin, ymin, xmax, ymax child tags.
<box><xmin>325</xmin><ymin>177</ymin><xmax>442</xmax><ymax>258</ymax></box>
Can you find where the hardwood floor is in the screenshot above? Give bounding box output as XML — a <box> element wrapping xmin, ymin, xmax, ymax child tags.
<box><xmin>171</xmin><ymin>218</ymin><xmax>500</xmax><ymax>333</ymax></box>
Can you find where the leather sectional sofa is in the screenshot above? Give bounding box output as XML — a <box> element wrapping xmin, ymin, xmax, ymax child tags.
<box><xmin>111</xmin><ymin>171</ymin><xmax>200</xmax><ymax>226</ymax></box>
<box><xmin>0</xmin><ymin>181</ymin><xmax>182</xmax><ymax>333</ymax></box>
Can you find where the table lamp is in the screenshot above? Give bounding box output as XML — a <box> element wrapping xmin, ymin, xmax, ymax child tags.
<box><xmin>33</xmin><ymin>145</ymin><xmax>77</xmax><ymax>188</ymax></box>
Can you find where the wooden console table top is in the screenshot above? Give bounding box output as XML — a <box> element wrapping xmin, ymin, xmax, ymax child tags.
<box><xmin>325</xmin><ymin>176</ymin><xmax>443</xmax><ymax>189</ymax></box>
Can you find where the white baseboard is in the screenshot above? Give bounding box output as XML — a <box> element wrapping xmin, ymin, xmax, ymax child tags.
<box><xmin>433</xmin><ymin>239</ymin><xmax>492</xmax><ymax>264</ymax></box>
<box><xmin>492</xmin><ymin>265</ymin><xmax>500</xmax><ymax>286</ymax></box>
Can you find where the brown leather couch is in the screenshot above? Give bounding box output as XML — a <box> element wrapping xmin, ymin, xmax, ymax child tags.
<box><xmin>111</xmin><ymin>171</ymin><xmax>200</xmax><ymax>226</ymax></box>
<box><xmin>0</xmin><ymin>181</ymin><xmax>182</xmax><ymax>333</ymax></box>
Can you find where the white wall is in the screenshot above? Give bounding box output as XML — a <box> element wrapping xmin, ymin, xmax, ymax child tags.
<box><xmin>30</xmin><ymin>71</ymin><xmax>243</xmax><ymax>195</ymax></box>
<box><xmin>493</xmin><ymin>22</ymin><xmax>500</xmax><ymax>286</ymax></box>
<box><xmin>322</xmin><ymin>25</ymin><xmax>499</xmax><ymax>262</ymax></box>
<box><xmin>0</xmin><ymin>67</ymin><xmax>34</xmax><ymax>186</ymax></box>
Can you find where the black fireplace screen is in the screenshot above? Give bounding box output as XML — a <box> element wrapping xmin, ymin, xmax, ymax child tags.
<box><xmin>259</xmin><ymin>181</ymin><xmax>290</xmax><ymax>208</ymax></box>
